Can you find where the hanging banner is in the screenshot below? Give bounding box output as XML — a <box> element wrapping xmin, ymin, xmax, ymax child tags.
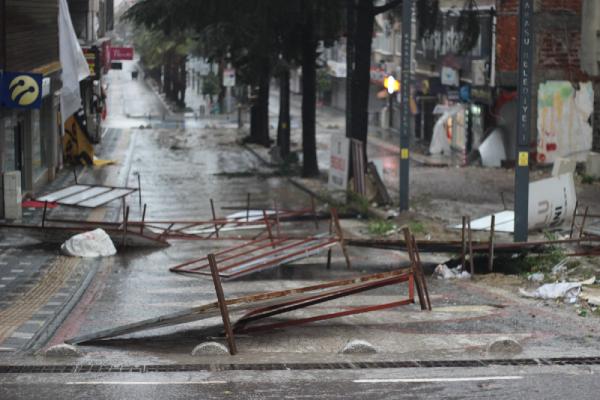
<box><xmin>0</xmin><ymin>72</ymin><xmax>43</xmax><ymax>109</ymax></box>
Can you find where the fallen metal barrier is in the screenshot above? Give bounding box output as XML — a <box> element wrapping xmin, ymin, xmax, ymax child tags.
<box><xmin>170</xmin><ymin>209</ymin><xmax>352</xmax><ymax>279</ymax></box>
<box><xmin>67</xmin><ymin>227</ymin><xmax>431</xmax><ymax>355</ymax></box>
<box><xmin>0</xmin><ymin>202</ymin><xmax>169</xmax><ymax>248</ymax></box>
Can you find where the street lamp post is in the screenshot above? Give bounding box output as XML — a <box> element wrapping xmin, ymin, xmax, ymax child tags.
<box><xmin>384</xmin><ymin>75</ymin><xmax>400</xmax><ymax>129</ymax></box>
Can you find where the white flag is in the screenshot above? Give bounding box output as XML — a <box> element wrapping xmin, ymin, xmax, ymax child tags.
<box><xmin>59</xmin><ymin>0</ymin><xmax>91</xmax><ymax>126</ymax></box>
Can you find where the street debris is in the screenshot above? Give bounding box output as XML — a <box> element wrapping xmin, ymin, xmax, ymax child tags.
<box><xmin>170</xmin><ymin>209</ymin><xmax>351</xmax><ymax>279</ymax></box>
<box><xmin>0</xmin><ymin>201</ymin><xmax>169</xmax><ymax>248</ymax></box>
<box><xmin>528</xmin><ymin>273</ymin><xmax>545</xmax><ymax>282</ymax></box>
<box><xmin>450</xmin><ymin>211</ymin><xmax>515</xmax><ymax>233</ymax></box>
<box><xmin>366</xmin><ymin>162</ymin><xmax>392</xmax><ymax>206</ymax></box>
<box><xmin>551</xmin><ymin>157</ymin><xmax>577</xmax><ymax>177</ymax></box>
<box><xmin>21</xmin><ymin>200</ymin><xmax>58</xmax><ymax>209</ymax></box>
<box><xmin>551</xmin><ymin>259</ymin><xmax>568</xmax><ymax>278</ymax></box>
<box><xmin>36</xmin><ymin>183</ymin><xmax>139</xmax><ymax>208</ymax></box>
<box><xmin>570</xmin><ymin>206</ymin><xmax>600</xmax><ymax>242</ymax></box>
<box><xmin>350</xmin><ymin>139</ymin><xmax>366</xmax><ymax>196</ymax></box>
<box><xmin>449</xmin><ymin>173</ymin><xmax>577</xmax><ymax>233</ymax></box>
<box><xmin>140</xmin><ymin>207</ymin><xmax>318</xmax><ymax>241</ymax></box>
<box><xmin>581</xmin><ymin>288</ymin><xmax>600</xmax><ymax>307</ymax></box>
<box><xmin>478</xmin><ymin>128</ymin><xmax>507</xmax><ymax>167</ymax></box>
<box><xmin>67</xmin><ymin>228</ymin><xmax>431</xmax><ymax>355</ymax></box>
<box><xmin>519</xmin><ymin>282</ymin><xmax>582</xmax><ymax>303</ymax></box>
<box><xmin>61</xmin><ymin>229</ymin><xmax>117</xmax><ymax>257</ymax></box>
<box><xmin>171</xmin><ymin>233</ymin><xmax>344</xmax><ymax>279</ymax></box>
<box><xmin>434</xmin><ymin>264</ymin><xmax>471</xmax><ymax>280</ymax></box>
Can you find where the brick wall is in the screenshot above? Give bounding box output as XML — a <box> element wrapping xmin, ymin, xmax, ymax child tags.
<box><xmin>496</xmin><ymin>0</ymin><xmax>587</xmax><ymax>80</ymax></box>
<box><xmin>495</xmin><ymin>0</ymin><xmax>600</xmax><ymax>152</ymax></box>
<box><xmin>539</xmin><ymin>0</ymin><xmax>581</xmax><ymax>13</ymax></box>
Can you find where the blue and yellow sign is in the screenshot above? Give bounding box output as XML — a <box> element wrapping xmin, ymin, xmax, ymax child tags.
<box><xmin>1</xmin><ymin>72</ymin><xmax>43</xmax><ymax>109</ymax></box>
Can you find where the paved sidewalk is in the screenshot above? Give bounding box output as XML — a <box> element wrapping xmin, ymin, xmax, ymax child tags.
<box><xmin>0</xmin><ymin>126</ymin><xmax>133</xmax><ymax>355</ymax></box>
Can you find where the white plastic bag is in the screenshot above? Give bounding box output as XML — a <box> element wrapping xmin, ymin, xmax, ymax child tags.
<box><xmin>519</xmin><ymin>282</ymin><xmax>581</xmax><ymax>303</ymax></box>
<box><xmin>61</xmin><ymin>229</ymin><xmax>117</xmax><ymax>258</ymax></box>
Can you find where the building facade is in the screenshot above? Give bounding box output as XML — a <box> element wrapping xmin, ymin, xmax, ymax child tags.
<box><xmin>496</xmin><ymin>0</ymin><xmax>600</xmax><ymax>164</ymax></box>
<box><xmin>67</xmin><ymin>0</ymin><xmax>114</xmax><ymax>142</ymax></box>
<box><xmin>0</xmin><ymin>0</ymin><xmax>63</xmax><ymax>212</ymax></box>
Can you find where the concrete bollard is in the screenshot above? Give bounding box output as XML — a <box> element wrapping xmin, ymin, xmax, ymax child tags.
<box><xmin>44</xmin><ymin>344</ymin><xmax>83</xmax><ymax>358</ymax></box>
<box><xmin>191</xmin><ymin>341</ymin><xmax>229</xmax><ymax>356</ymax></box>
<box><xmin>487</xmin><ymin>337</ymin><xmax>523</xmax><ymax>355</ymax></box>
<box><xmin>339</xmin><ymin>340</ymin><xmax>378</xmax><ymax>354</ymax></box>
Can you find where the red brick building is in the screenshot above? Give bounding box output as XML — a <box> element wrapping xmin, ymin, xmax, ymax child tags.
<box><xmin>495</xmin><ymin>0</ymin><xmax>600</xmax><ymax>158</ymax></box>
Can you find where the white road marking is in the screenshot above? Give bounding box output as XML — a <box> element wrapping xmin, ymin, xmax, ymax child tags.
<box><xmin>354</xmin><ymin>376</ymin><xmax>523</xmax><ymax>384</ymax></box>
<box><xmin>9</xmin><ymin>332</ymin><xmax>34</xmax><ymax>340</ymax></box>
<box><xmin>66</xmin><ymin>381</ymin><xmax>227</xmax><ymax>385</ymax></box>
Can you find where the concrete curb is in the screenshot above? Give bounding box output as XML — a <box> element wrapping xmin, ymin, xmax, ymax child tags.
<box><xmin>242</xmin><ymin>141</ymin><xmax>390</xmax><ymax>221</ymax></box>
<box><xmin>24</xmin><ymin>258</ymin><xmax>102</xmax><ymax>354</ymax></box>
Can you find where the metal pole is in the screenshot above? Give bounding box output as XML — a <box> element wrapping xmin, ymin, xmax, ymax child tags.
<box><xmin>388</xmin><ymin>92</ymin><xmax>393</xmax><ymax>129</ymax></box>
<box><xmin>399</xmin><ymin>0</ymin><xmax>413</xmax><ymax>211</ymax></box>
<box><xmin>207</xmin><ymin>254</ymin><xmax>238</xmax><ymax>355</ymax></box>
<box><xmin>137</xmin><ymin>173</ymin><xmax>142</xmax><ymax>208</ymax></box>
<box><xmin>210</xmin><ymin>199</ymin><xmax>219</xmax><ymax>239</ymax></box>
<box><xmin>461</xmin><ymin>216</ymin><xmax>466</xmax><ymax>269</ymax></box>
<box><xmin>488</xmin><ymin>215</ymin><xmax>495</xmax><ymax>272</ymax></box>
<box><xmin>140</xmin><ymin>203</ymin><xmax>147</xmax><ymax>234</ymax></box>
<box><xmin>246</xmin><ymin>193</ymin><xmax>251</xmax><ymax>222</ymax></box>
<box><xmin>514</xmin><ymin>0</ymin><xmax>535</xmax><ymax>242</ymax></box>
<box><xmin>345</xmin><ymin>0</ymin><xmax>354</xmax><ymax>139</ymax></box>
<box><xmin>467</xmin><ymin>216</ymin><xmax>474</xmax><ymax>275</ymax></box>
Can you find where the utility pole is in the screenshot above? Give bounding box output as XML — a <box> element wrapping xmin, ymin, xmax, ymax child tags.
<box><xmin>399</xmin><ymin>0</ymin><xmax>412</xmax><ymax>211</ymax></box>
<box><xmin>514</xmin><ymin>0</ymin><xmax>534</xmax><ymax>242</ymax></box>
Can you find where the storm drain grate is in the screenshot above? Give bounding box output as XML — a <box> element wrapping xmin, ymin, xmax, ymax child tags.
<box><xmin>2</xmin><ymin>357</ymin><xmax>600</xmax><ymax>374</ymax></box>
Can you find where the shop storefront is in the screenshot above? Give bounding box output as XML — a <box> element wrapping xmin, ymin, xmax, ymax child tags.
<box><xmin>413</xmin><ymin>7</ymin><xmax>495</xmax><ymax>159</ymax></box>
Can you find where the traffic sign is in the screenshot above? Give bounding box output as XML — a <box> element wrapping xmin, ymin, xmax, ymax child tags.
<box><xmin>223</xmin><ymin>68</ymin><xmax>236</xmax><ymax>87</ymax></box>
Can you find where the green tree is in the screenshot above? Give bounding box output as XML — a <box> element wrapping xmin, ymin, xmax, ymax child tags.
<box><xmin>132</xmin><ymin>25</ymin><xmax>190</xmax><ymax>106</ymax></box>
<box><xmin>346</xmin><ymin>0</ymin><xmax>480</xmax><ymax>160</ymax></box>
<box><xmin>346</xmin><ymin>0</ymin><xmax>403</xmax><ymax>154</ymax></box>
<box><xmin>125</xmin><ymin>0</ymin><xmax>344</xmax><ymax>176</ymax></box>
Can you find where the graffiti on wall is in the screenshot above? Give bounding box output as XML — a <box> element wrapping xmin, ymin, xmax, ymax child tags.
<box><xmin>537</xmin><ymin>81</ymin><xmax>594</xmax><ymax>165</ymax></box>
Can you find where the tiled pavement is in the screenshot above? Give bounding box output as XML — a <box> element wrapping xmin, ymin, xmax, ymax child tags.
<box><xmin>0</xmin><ymin>128</ymin><xmax>127</xmax><ymax>354</ymax></box>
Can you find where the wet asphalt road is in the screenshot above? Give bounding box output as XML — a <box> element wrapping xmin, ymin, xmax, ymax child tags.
<box><xmin>1</xmin><ymin>365</ymin><xmax>599</xmax><ymax>399</ymax></box>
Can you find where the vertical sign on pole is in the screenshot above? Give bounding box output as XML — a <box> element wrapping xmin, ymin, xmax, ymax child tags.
<box><xmin>399</xmin><ymin>0</ymin><xmax>413</xmax><ymax>211</ymax></box>
<box><xmin>514</xmin><ymin>0</ymin><xmax>534</xmax><ymax>242</ymax></box>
